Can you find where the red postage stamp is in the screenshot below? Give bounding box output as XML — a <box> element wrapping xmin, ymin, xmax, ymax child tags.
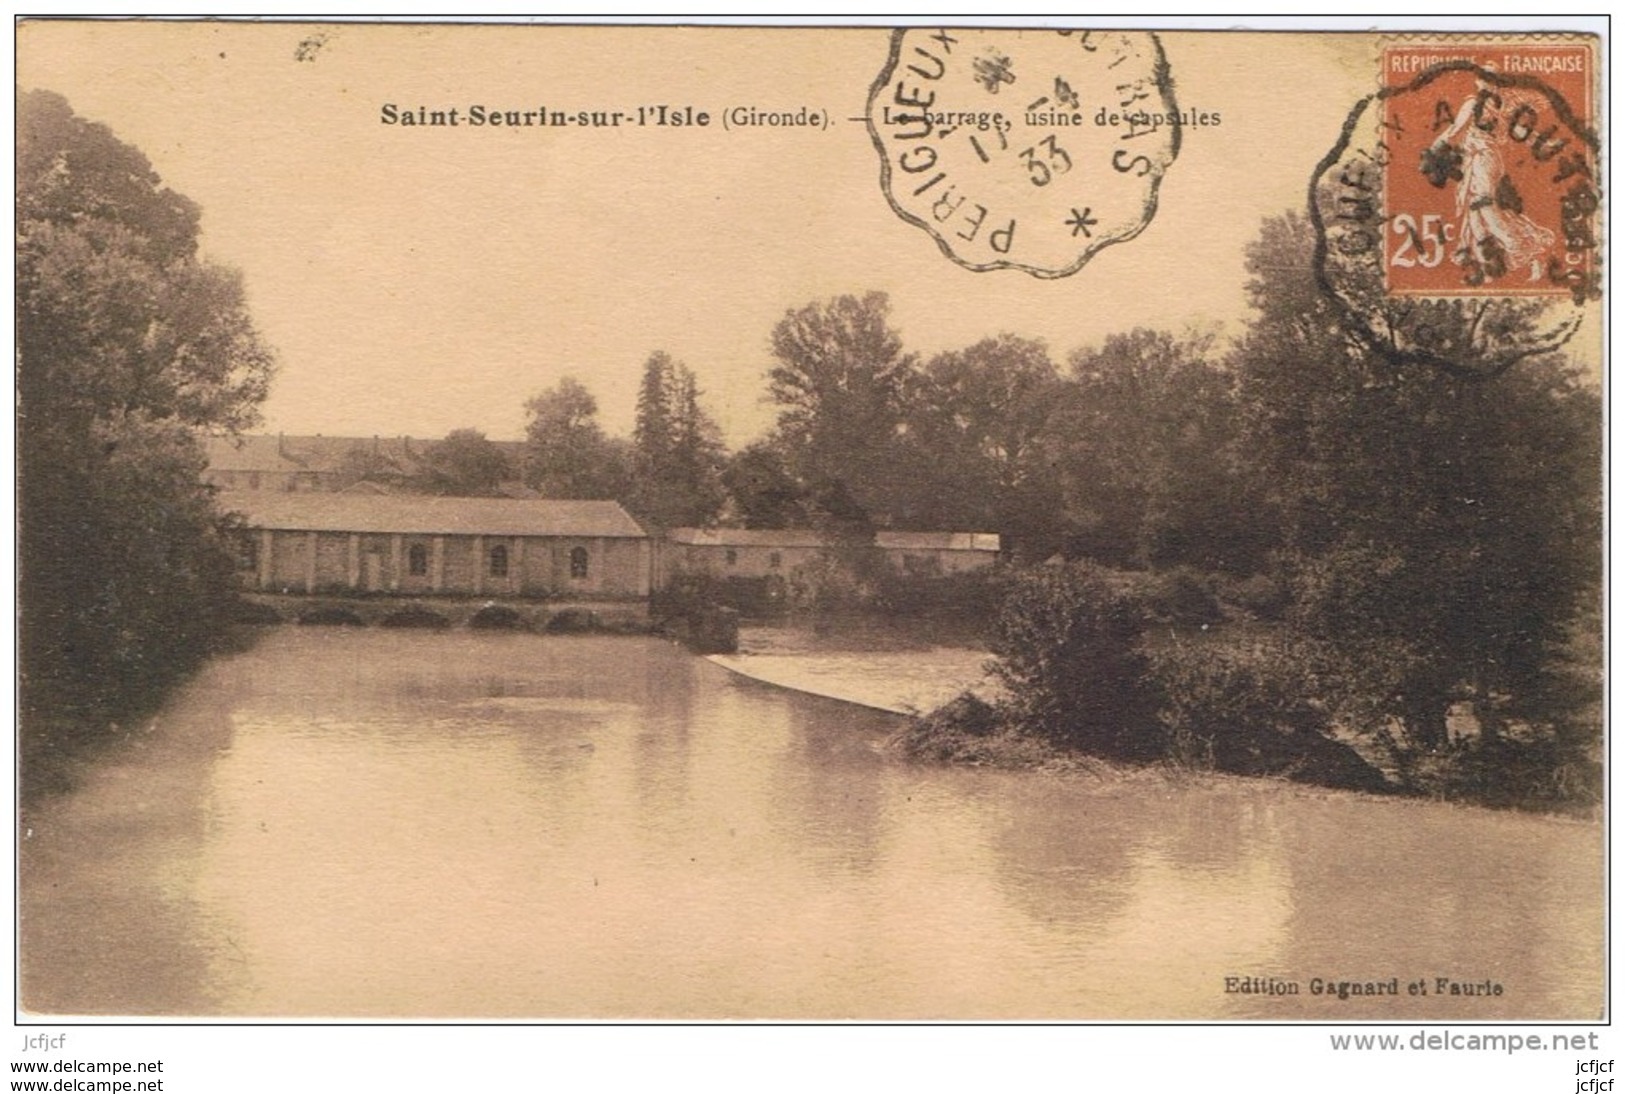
<box><xmin>1380</xmin><ymin>42</ymin><xmax>1597</xmax><ymax>298</ymax></box>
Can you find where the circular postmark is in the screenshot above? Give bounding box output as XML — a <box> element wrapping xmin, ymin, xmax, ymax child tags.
<box><xmin>1311</xmin><ymin>43</ymin><xmax>1600</xmax><ymax>378</ymax></box>
<box><xmin>867</xmin><ymin>28</ymin><xmax>1180</xmax><ymax>278</ymax></box>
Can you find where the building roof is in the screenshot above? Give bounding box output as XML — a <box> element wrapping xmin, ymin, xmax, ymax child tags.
<box><xmin>667</xmin><ymin>528</ymin><xmax>999</xmax><ymax>552</ymax></box>
<box><xmin>666</xmin><ymin>528</ymin><xmax>830</xmax><ymax>549</ymax></box>
<box><xmin>202</xmin><ymin>434</ymin><xmax>311</xmax><ymax>474</ymax></box>
<box><xmin>220</xmin><ymin>491</ymin><xmax>647</xmax><ymax>539</ymax></box>
<box><xmin>876</xmin><ymin>531</ymin><xmax>1000</xmax><ymax>553</ymax></box>
<box><xmin>203</xmin><ymin>433</ymin><xmax>527</xmax><ymax>476</ymax></box>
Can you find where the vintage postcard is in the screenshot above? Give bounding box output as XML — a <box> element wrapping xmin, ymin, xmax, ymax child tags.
<box><xmin>15</xmin><ymin>17</ymin><xmax>1604</xmax><ymax>1042</ymax></box>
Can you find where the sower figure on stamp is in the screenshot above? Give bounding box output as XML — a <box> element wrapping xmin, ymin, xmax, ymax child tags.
<box><xmin>1424</xmin><ymin>79</ymin><xmax>1557</xmax><ymax>284</ymax></box>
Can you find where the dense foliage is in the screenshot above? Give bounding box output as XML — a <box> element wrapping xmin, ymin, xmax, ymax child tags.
<box><xmin>520</xmin><ymin>376</ymin><xmax>632</xmax><ymax>500</ymax></box>
<box><xmin>413</xmin><ymin>428</ymin><xmax>513</xmax><ymax>496</ymax></box>
<box><xmin>988</xmin><ymin>563</ymin><xmax>1163</xmax><ymax>761</ymax></box>
<box><xmin>898</xmin><ymin>213</ymin><xmax>1599</xmax><ymax>810</ymax></box>
<box><xmin>1234</xmin><ymin>213</ymin><xmax>1601</xmax><ymax>773</ymax></box>
<box><xmin>19</xmin><ymin>90</ymin><xmax>274</xmax><ymax>784</ymax></box>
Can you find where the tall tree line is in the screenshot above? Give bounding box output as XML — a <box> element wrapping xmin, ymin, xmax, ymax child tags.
<box><xmin>741</xmin><ymin>266</ymin><xmax>1597</xmax><ymax>774</ymax></box>
<box><xmin>19</xmin><ymin>90</ymin><xmax>275</xmax><ymax>776</ymax></box>
<box><xmin>741</xmin><ymin>291</ymin><xmax>1271</xmax><ymax>567</ymax></box>
<box><xmin>626</xmin><ymin>351</ymin><xmax>726</xmax><ymax>530</ymax></box>
<box><xmin>1232</xmin><ymin>212</ymin><xmax>1599</xmax><ymax>756</ymax></box>
<box><xmin>508</xmin><ymin>234</ymin><xmax>1596</xmax><ymax>775</ymax></box>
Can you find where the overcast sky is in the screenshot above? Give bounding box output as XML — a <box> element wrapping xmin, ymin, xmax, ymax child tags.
<box><xmin>17</xmin><ymin>21</ymin><xmax>1601</xmax><ymax>447</ymax></box>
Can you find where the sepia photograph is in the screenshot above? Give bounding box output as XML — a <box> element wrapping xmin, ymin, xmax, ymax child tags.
<box><xmin>13</xmin><ymin>14</ymin><xmax>1605</xmax><ymax>1061</ymax></box>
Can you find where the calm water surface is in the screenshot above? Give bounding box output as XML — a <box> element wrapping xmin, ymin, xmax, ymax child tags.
<box><xmin>20</xmin><ymin>629</ymin><xmax>1602</xmax><ymax>1019</ymax></box>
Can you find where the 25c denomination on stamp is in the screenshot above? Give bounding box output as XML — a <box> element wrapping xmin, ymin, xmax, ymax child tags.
<box><xmin>868</xmin><ymin>28</ymin><xmax>1181</xmax><ymax>278</ymax></box>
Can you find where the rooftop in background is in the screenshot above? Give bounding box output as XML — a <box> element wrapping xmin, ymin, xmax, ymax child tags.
<box><xmin>203</xmin><ymin>433</ymin><xmax>526</xmax><ymax>472</ymax></box>
<box><xmin>668</xmin><ymin>528</ymin><xmax>1000</xmax><ymax>552</ymax></box>
<box><xmin>218</xmin><ymin>491</ymin><xmax>647</xmax><ymax>539</ymax></box>
<box><xmin>203</xmin><ymin>434</ymin><xmax>315</xmax><ymax>475</ymax></box>
<box><xmin>876</xmin><ymin>531</ymin><xmax>1001</xmax><ymax>553</ymax></box>
<box><xmin>667</xmin><ymin>528</ymin><xmax>827</xmax><ymax>549</ymax></box>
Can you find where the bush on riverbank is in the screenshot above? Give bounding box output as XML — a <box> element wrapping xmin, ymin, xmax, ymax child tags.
<box><xmin>1399</xmin><ymin>734</ymin><xmax>1601</xmax><ymax>813</ymax></box>
<box><xmin>653</xmin><ymin>572</ymin><xmax>787</xmax><ymax>621</ymax></box>
<box><xmin>1149</xmin><ymin>638</ymin><xmax>1388</xmax><ymax>792</ymax></box>
<box><xmin>901</xmin><ymin>561</ymin><xmax>1391</xmax><ymax>793</ymax></box>
<box><xmin>899</xmin><ymin>558</ymin><xmax>1606</xmax><ymax>811</ymax></box>
<box><xmin>987</xmin><ymin>561</ymin><xmax>1165</xmax><ymax>761</ymax></box>
<box><xmin>869</xmin><ymin>566</ymin><xmax>1007</xmax><ymax>629</ymax></box>
<box><xmin>650</xmin><ymin>573</ymin><xmax>741</xmax><ymax>651</ymax></box>
<box><xmin>889</xmin><ymin>692</ymin><xmax>1089</xmax><ymax>770</ymax></box>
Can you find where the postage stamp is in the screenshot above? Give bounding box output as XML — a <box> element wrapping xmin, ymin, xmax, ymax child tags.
<box><xmin>1381</xmin><ymin>42</ymin><xmax>1598</xmax><ymax>299</ymax></box>
<box><xmin>867</xmin><ymin>28</ymin><xmax>1181</xmax><ymax>277</ymax></box>
<box><xmin>1310</xmin><ymin>35</ymin><xmax>1599</xmax><ymax>376</ymax></box>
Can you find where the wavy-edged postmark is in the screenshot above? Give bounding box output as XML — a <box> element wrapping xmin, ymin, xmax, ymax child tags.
<box><xmin>868</xmin><ymin>28</ymin><xmax>1180</xmax><ymax>278</ymax></box>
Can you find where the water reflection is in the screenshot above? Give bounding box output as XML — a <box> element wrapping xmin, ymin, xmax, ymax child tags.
<box><xmin>764</xmin><ymin>697</ymin><xmax>892</xmax><ymax>879</ymax></box>
<box><xmin>19</xmin><ymin>628</ymin><xmax>1602</xmax><ymax>1019</ymax></box>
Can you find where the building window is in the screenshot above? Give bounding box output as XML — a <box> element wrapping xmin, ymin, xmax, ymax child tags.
<box><xmin>408</xmin><ymin>543</ymin><xmax>428</xmax><ymax>576</ymax></box>
<box><xmin>725</xmin><ymin>548</ymin><xmax>738</xmax><ymax>566</ymax></box>
<box><xmin>768</xmin><ymin>551</ymin><xmax>782</xmax><ymax>569</ymax></box>
<box><xmin>569</xmin><ymin>546</ymin><xmax>589</xmax><ymax>579</ymax></box>
<box><xmin>489</xmin><ymin>544</ymin><xmax>509</xmax><ymax>578</ymax></box>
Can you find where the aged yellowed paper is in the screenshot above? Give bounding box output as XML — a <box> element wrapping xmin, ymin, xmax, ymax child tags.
<box><xmin>16</xmin><ymin>20</ymin><xmax>1603</xmax><ymax>1034</ymax></box>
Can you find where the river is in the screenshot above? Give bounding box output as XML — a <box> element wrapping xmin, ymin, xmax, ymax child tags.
<box><xmin>18</xmin><ymin>628</ymin><xmax>1602</xmax><ymax>1019</ymax></box>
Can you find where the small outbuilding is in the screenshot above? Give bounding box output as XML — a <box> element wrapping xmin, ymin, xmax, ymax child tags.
<box><xmin>874</xmin><ymin>531</ymin><xmax>1004</xmax><ymax>576</ymax></box>
<box><xmin>657</xmin><ymin>527</ymin><xmax>1000</xmax><ymax>586</ymax></box>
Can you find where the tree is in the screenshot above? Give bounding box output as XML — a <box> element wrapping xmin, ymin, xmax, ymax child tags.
<box><xmin>521</xmin><ymin>376</ymin><xmax>631</xmax><ymax>500</ymax></box>
<box><xmin>766</xmin><ymin>291</ymin><xmax>916</xmax><ymax>529</ymax></box>
<box><xmin>1048</xmin><ymin>328</ymin><xmax>1268</xmax><ymax>572</ymax></box>
<box><xmin>633</xmin><ymin>351</ymin><xmax>675</xmax><ymax>473</ymax></box>
<box><xmin>415</xmin><ymin>428</ymin><xmax>512</xmax><ymax>496</ymax></box>
<box><xmin>905</xmin><ymin>334</ymin><xmax>1063</xmax><ymax>551</ymax></box>
<box><xmin>18</xmin><ymin>89</ymin><xmax>274</xmax><ymax>771</ymax></box>
<box><xmin>1233</xmin><ymin>211</ymin><xmax>1601</xmax><ymax>755</ymax></box>
<box><xmin>336</xmin><ymin>439</ymin><xmax>410</xmax><ymax>492</ymax></box>
<box><xmin>627</xmin><ymin>352</ymin><xmax>726</xmax><ymax>529</ymax></box>
<box><xmin>721</xmin><ymin>442</ymin><xmax>809</xmax><ymax>529</ymax></box>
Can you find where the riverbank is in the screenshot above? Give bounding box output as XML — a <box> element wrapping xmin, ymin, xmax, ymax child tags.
<box><xmin>703</xmin><ymin>625</ymin><xmax>1159</xmax><ymax>780</ymax></box>
<box><xmin>705</xmin><ymin>621</ymin><xmax>996</xmax><ymax>716</ymax></box>
<box><xmin>703</xmin><ymin>620</ymin><xmax>1601</xmax><ymax>819</ymax></box>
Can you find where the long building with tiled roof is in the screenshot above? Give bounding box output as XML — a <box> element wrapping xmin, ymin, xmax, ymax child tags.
<box><xmin>220</xmin><ymin>491</ymin><xmax>650</xmax><ymax>600</ymax></box>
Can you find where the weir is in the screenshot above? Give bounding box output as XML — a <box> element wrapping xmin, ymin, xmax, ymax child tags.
<box><xmin>234</xmin><ymin>591</ymin><xmax>650</xmax><ymax>631</ymax></box>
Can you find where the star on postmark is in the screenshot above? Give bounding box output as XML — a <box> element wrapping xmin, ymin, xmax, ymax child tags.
<box><xmin>1066</xmin><ymin>207</ymin><xmax>1098</xmax><ymax>238</ymax></box>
